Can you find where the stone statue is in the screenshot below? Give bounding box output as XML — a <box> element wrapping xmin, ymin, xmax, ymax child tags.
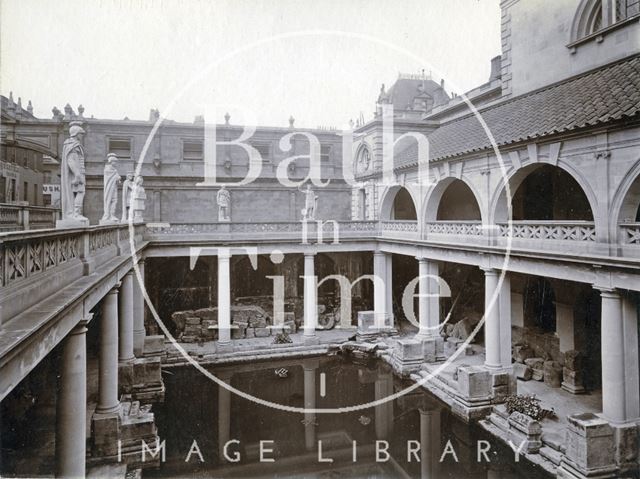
<box><xmin>121</xmin><ymin>172</ymin><xmax>134</xmax><ymax>222</ymax></box>
<box><xmin>131</xmin><ymin>176</ymin><xmax>147</xmax><ymax>223</ymax></box>
<box><xmin>301</xmin><ymin>184</ymin><xmax>318</xmax><ymax>220</ymax></box>
<box><xmin>100</xmin><ymin>154</ymin><xmax>121</xmax><ymax>224</ymax></box>
<box><xmin>58</xmin><ymin>124</ymin><xmax>89</xmax><ymax>227</ymax></box>
<box><xmin>217</xmin><ymin>185</ymin><xmax>231</xmax><ymax>222</ymax></box>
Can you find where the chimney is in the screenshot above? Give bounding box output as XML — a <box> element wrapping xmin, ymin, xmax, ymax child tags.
<box><xmin>440</xmin><ymin>79</ymin><xmax>445</xmax><ymax>89</ymax></box>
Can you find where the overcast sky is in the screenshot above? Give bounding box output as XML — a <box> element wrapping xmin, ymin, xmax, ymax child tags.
<box><xmin>1</xmin><ymin>0</ymin><xmax>501</xmax><ymax>128</ymax></box>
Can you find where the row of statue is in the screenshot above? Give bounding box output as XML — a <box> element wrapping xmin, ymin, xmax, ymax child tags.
<box><xmin>101</xmin><ymin>155</ymin><xmax>146</xmax><ymax>224</ymax></box>
<box><xmin>57</xmin><ymin>124</ymin><xmax>146</xmax><ymax>228</ymax></box>
<box><xmin>58</xmin><ymin>124</ymin><xmax>318</xmax><ymax>227</ymax></box>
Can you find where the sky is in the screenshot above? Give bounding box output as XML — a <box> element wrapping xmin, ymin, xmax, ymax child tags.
<box><xmin>0</xmin><ymin>0</ymin><xmax>501</xmax><ymax>128</ymax></box>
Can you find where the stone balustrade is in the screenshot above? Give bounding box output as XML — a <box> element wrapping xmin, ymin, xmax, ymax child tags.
<box><xmin>620</xmin><ymin>222</ymin><xmax>640</xmax><ymax>244</ymax></box>
<box><xmin>497</xmin><ymin>221</ymin><xmax>596</xmax><ymax>242</ymax></box>
<box><xmin>425</xmin><ymin>221</ymin><xmax>483</xmax><ymax>236</ymax></box>
<box><xmin>0</xmin><ymin>203</ymin><xmax>60</xmax><ymax>232</ymax></box>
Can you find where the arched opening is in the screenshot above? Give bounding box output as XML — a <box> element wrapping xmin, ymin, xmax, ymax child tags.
<box><xmin>511</xmin><ymin>165</ymin><xmax>593</xmax><ymax>221</ymax></box>
<box><xmin>494</xmin><ymin>164</ymin><xmax>595</xmax><ymax>223</ymax></box>
<box><xmin>617</xmin><ymin>172</ymin><xmax>640</xmax><ymax>223</ymax></box>
<box><xmin>436</xmin><ymin>179</ymin><xmax>482</xmax><ymax>221</ymax></box>
<box><xmin>392</xmin><ymin>187</ymin><xmax>417</xmax><ymax>220</ymax></box>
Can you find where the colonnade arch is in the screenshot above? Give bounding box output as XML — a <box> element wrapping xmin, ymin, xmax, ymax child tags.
<box><xmin>379</xmin><ymin>184</ymin><xmax>419</xmax><ymax>221</ymax></box>
<box><xmin>492</xmin><ymin>162</ymin><xmax>597</xmax><ymax>224</ymax></box>
<box><xmin>423</xmin><ymin>177</ymin><xmax>484</xmax><ymax>223</ymax></box>
<box><xmin>611</xmin><ymin>160</ymin><xmax>640</xmax><ymax>234</ymax></box>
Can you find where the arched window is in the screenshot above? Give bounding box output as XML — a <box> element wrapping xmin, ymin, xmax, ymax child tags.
<box><xmin>571</xmin><ymin>0</ymin><xmax>640</xmax><ymax>42</ymax></box>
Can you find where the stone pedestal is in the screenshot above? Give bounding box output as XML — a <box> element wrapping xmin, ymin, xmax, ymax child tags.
<box><xmin>99</xmin><ymin>219</ymin><xmax>119</xmax><ymax>226</ymax></box>
<box><xmin>421</xmin><ymin>336</ymin><xmax>444</xmax><ymax>362</ymax></box>
<box><xmin>390</xmin><ymin>339</ymin><xmax>423</xmax><ymax>375</ymax></box>
<box><xmin>452</xmin><ymin>365</ymin><xmax>493</xmax><ymax>420</ymax></box>
<box><xmin>507</xmin><ymin>411</ymin><xmax>542</xmax><ymax>453</ymax></box>
<box><xmin>57</xmin><ymin>217</ymin><xmax>89</xmax><ymax>229</ymax></box>
<box><xmin>119</xmin><ymin>357</ymin><xmax>165</xmax><ymax>403</ymax></box>
<box><xmin>143</xmin><ymin>335</ymin><xmax>165</xmax><ymax>358</ymax></box>
<box><xmin>558</xmin><ymin>413</ymin><xmax>617</xmax><ymax>478</ymax></box>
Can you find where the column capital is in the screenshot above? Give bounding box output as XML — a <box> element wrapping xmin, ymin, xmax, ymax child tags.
<box><xmin>415</xmin><ymin>256</ymin><xmax>429</xmax><ymax>263</ymax></box>
<box><xmin>217</xmin><ymin>250</ymin><xmax>232</xmax><ymax>260</ymax></box>
<box><xmin>124</xmin><ymin>269</ymin><xmax>135</xmax><ymax>277</ymax></box>
<box><xmin>73</xmin><ymin>313</ymin><xmax>94</xmax><ymax>332</ymax></box>
<box><xmin>594</xmin><ymin>285</ymin><xmax>620</xmax><ymax>298</ymax></box>
<box><xmin>304</xmin><ymin>251</ymin><xmax>316</xmax><ymax>259</ymax></box>
<box><xmin>108</xmin><ymin>282</ymin><xmax>121</xmax><ymax>295</ymax></box>
<box><xmin>480</xmin><ymin>266</ymin><xmax>498</xmax><ymax>275</ymax></box>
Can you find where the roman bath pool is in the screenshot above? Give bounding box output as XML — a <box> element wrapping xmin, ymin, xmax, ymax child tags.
<box><xmin>147</xmin><ymin>354</ymin><xmax>551</xmax><ymax>478</ymax></box>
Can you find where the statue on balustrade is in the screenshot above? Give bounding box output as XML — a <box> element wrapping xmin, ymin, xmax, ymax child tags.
<box><xmin>131</xmin><ymin>175</ymin><xmax>147</xmax><ymax>223</ymax></box>
<box><xmin>301</xmin><ymin>184</ymin><xmax>317</xmax><ymax>220</ymax></box>
<box><xmin>217</xmin><ymin>185</ymin><xmax>231</xmax><ymax>222</ymax></box>
<box><xmin>100</xmin><ymin>154</ymin><xmax>121</xmax><ymax>224</ymax></box>
<box><xmin>121</xmin><ymin>172</ymin><xmax>134</xmax><ymax>222</ymax></box>
<box><xmin>57</xmin><ymin>124</ymin><xmax>89</xmax><ymax>227</ymax></box>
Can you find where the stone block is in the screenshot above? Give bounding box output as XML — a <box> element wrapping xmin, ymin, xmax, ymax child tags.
<box><xmin>491</xmin><ymin>371</ymin><xmax>510</xmax><ymax>387</ymax></box>
<box><xmin>143</xmin><ymin>335</ymin><xmax>165</xmax><ymax>357</ymax></box>
<box><xmin>444</xmin><ymin>337</ymin><xmax>464</xmax><ymax>357</ymax></box>
<box><xmin>194</xmin><ymin>308</ymin><xmax>216</xmax><ymax>320</ymax></box>
<box><xmin>543</xmin><ymin>361</ymin><xmax>562</xmax><ymax>388</ymax></box>
<box><xmin>560</xmin><ymin>413</ymin><xmax>616</xmax><ymax>477</ymax></box>
<box><xmin>508</xmin><ymin>411</ymin><xmax>542</xmax><ymax>453</ymax></box>
<box><xmin>254</xmin><ymin>327</ymin><xmax>271</xmax><ymax>337</ymax></box>
<box><xmin>532</xmin><ymin>368</ymin><xmax>544</xmax><ymax>381</ymax></box>
<box><xmin>185</xmin><ymin>316</ymin><xmax>201</xmax><ymax>325</ymax></box>
<box><xmin>119</xmin><ymin>362</ymin><xmax>135</xmax><ymax>392</ymax></box>
<box><xmin>514</xmin><ymin>363</ymin><xmax>532</xmax><ymax>381</ymax></box>
<box><xmin>513</xmin><ymin>345</ymin><xmax>534</xmax><ymax>363</ymax></box>
<box><xmin>524</xmin><ymin>357</ymin><xmax>544</xmax><ymax>369</ymax></box>
<box><xmin>613</xmin><ymin>422</ymin><xmax>640</xmax><ymax>470</ymax></box>
<box><xmin>91</xmin><ymin>411</ymin><xmax>121</xmax><ymax>456</ymax></box>
<box><xmin>133</xmin><ymin>357</ymin><xmax>162</xmax><ymax>386</ymax></box>
<box><xmin>422</xmin><ymin>338</ymin><xmax>438</xmax><ymax>362</ymax></box>
<box><xmin>456</xmin><ymin>366</ymin><xmax>491</xmax><ymax>401</ymax></box>
<box><xmin>357</xmin><ymin>311</ymin><xmax>376</xmax><ymax>333</ymax></box>
<box><xmin>232</xmin><ymin>326</ymin><xmax>246</xmax><ymax>339</ymax></box>
<box><xmin>394</xmin><ymin>339</ymin><xmax>423</xmax><ymax>362</ymax></box>
<box><xmin>245</xmin><ymin>328</ymin><xmax>256</xmax><ymax>338</ymax></box>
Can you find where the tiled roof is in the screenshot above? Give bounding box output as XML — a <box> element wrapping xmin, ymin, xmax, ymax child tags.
<box><xmin>395</xmin><ymin>55</ymin><xmax>640</xmax><ymax>169</ymax></box>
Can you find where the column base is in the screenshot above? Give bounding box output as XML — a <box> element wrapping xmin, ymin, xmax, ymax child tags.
<box><xmin>91</xmin><ymin>410</ymin><xmax>122</xmax><ymax>457</ymax></box>
<box><xmin>57</xmin><ymin>218</ymin><xmax>89</xmax><ymax>228</ymax></box>
<box><xmin>119</xmin><ymin>357</ymin><xmax>165</xmax><ymax>403</ymax></box>
<box><xmin>303</xmin><ymin>335</ymin><xmax>320</xmax><ymax>345</ymax></box>
<box><xmin>216</xmin><ymin>341</ymin><xmax>234</xmax><ymax>353</ymax></box>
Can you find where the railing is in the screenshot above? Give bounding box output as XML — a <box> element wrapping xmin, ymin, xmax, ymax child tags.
<box><xmin>145</xmin><ymin>221</ymin><xmax>380</xmax><ymax>241</ymax></box>
<box><xmin>425</xmin><ymin>221</ymin><xmax>483</xmax><ymax>236</ymax></box>
<box><xmin>381</xmin><ymin>220</ymin><xmax>418</xmax><ymax>232</ymax></box>
<box><xmin>497</xmin><ymin>221</ymin><xmax>596</xmax><ymax>242</ymax></box>
<box><xmin>620</xmin><ymin>222</ymin><xmax>640</xmax><ymax>245</ymax></box>
<box><xmin>0</xmin><ymin>223</ymin><xmax>145</xmax><ymax>321</ymax></box>
<box><xmin>0</xmin><ymin>203</ymin><xmax>60</xmax><ymax>232</ymax></box>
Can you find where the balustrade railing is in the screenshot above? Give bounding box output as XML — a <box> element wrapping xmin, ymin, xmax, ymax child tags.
<box><xmin>497</xmin><ymin>221</ymin><xmax>596</xmax><ymax>242</ymax></box>
<box><xmin>425</xmin><ymin>221</ymin><xmax>483</xmax><ymax>236</ymax></box>
<box><xmin>381</xmin><ymin>220</ymin><xmax>418</xmax><ymax>233</ymax></box>
<box><xmin>0</xmin><ymin>204</ymin><xmax>60</xmax><ymax>232</ymax></box>
<box><xmin>620</xmin><ymin>222</ymin><xmax>640</xmax><ymax>245</ymax></box>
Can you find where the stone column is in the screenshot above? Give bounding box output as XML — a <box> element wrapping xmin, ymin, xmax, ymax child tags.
<box><xmin>373</xmin><ymin>251</ymin><xmax>387</xmax><ymax>329</ymax></box>
<box><xmin>416</xmin><ymin>257</ymin><xmax>439</xmax><ymax>339</ymax></box>
<box><xmin>217</xmin><ymin>251</ymin><xmax>231</xmax><ymax>346</ymax></box>
<box><xmin>217</xmin><ymin>371</ymin><xmax>232</xmax><ymax>460</ymax></box>
<box><xmin>374</xmin><ymin>369</ymin><xmax>393</xmax><ymax>439</ymax></box>
<box><xmin>119</xmin><ymin>271</ymin><xmax>135</xmax><ymax>363</ymax></box>
<box><xmin>599</xmin><ymin>288</ymin><xmax>626</xmax><ymax>423</ymax></box>
<box><xmin>132</xmin><ymin>259</ymin><xmax>146</xmax><ymax>357</ymax></box>
<box><xmin>56</xmin><ymin>316</ymin><xmax>91</xmax><ymax>478</ymax></box>
<box><xmin>385</xmin><ymin>253</ymin><xmax>393</xmax><ymax>328</ymax></box>
<box><xmin>498</xmin><ymin>272</ymin><xmax>512</xmax><ymax>369</ymax></box>
<box><xmin>303</xmin><ymin>252</ymin><xmax>318</xmax><ymax>342</ymax></box>
<box><xmin>97</xmin><ymin>286</ymin><xmax>120</xmax><ymax>414</ymax></box>
<box><xmin>303</xmin><ymin>359</ymin><xmax>318</xmax><ymax>451</ymax></box>
<box><xmin>419</xmin><ymin>407</ymin><xmax>441</xmax><ymax>479</ymax></box>
<box><xmin>483</xmin><ymin>268</ymin><xmax>501</xmax><ymax>369</ymax></box>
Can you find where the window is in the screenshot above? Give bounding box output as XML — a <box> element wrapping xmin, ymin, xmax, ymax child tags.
<box><xmin>617</xmin><ymin>0</ymin><xmax>640</xmax><ymax>20</ymax></box>
<box><xmin>33</xmin><ymin>184</ymin><xmax>38</xmax><ymax>204</ymax></box>
<box><xmin>571</xmin><ymin>0</ymin><xmax>640</xmax><ymax>44</ymax></box>
<box><xmin>108</xmin><ymin>138</ymin><xmax>132</xmax><ymax>160</ymax></box>
<box><xmin>23</xmin><ymin>182</ymin><xmax>28</xmax><ymax>201</ymax></box>
<box><xmin>43</xmin><ymin>171</ymin><xmax>52</xmax><ymax>183</ymax></box>
<box><xmin>183</xmin><ymin>140</ymin><xmax>204</xmax><ymax>161</ymax></box>
<box><xmin>320</xmin><ymin>145</ymin><xmax>331</xmax><ymax>162</ymax></box>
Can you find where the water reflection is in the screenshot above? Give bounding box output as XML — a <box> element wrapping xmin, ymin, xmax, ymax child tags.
<box><xmin>149</xmin><ymin>355</ymin><xmax>549</xmax><ymax>478</ymax></box>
